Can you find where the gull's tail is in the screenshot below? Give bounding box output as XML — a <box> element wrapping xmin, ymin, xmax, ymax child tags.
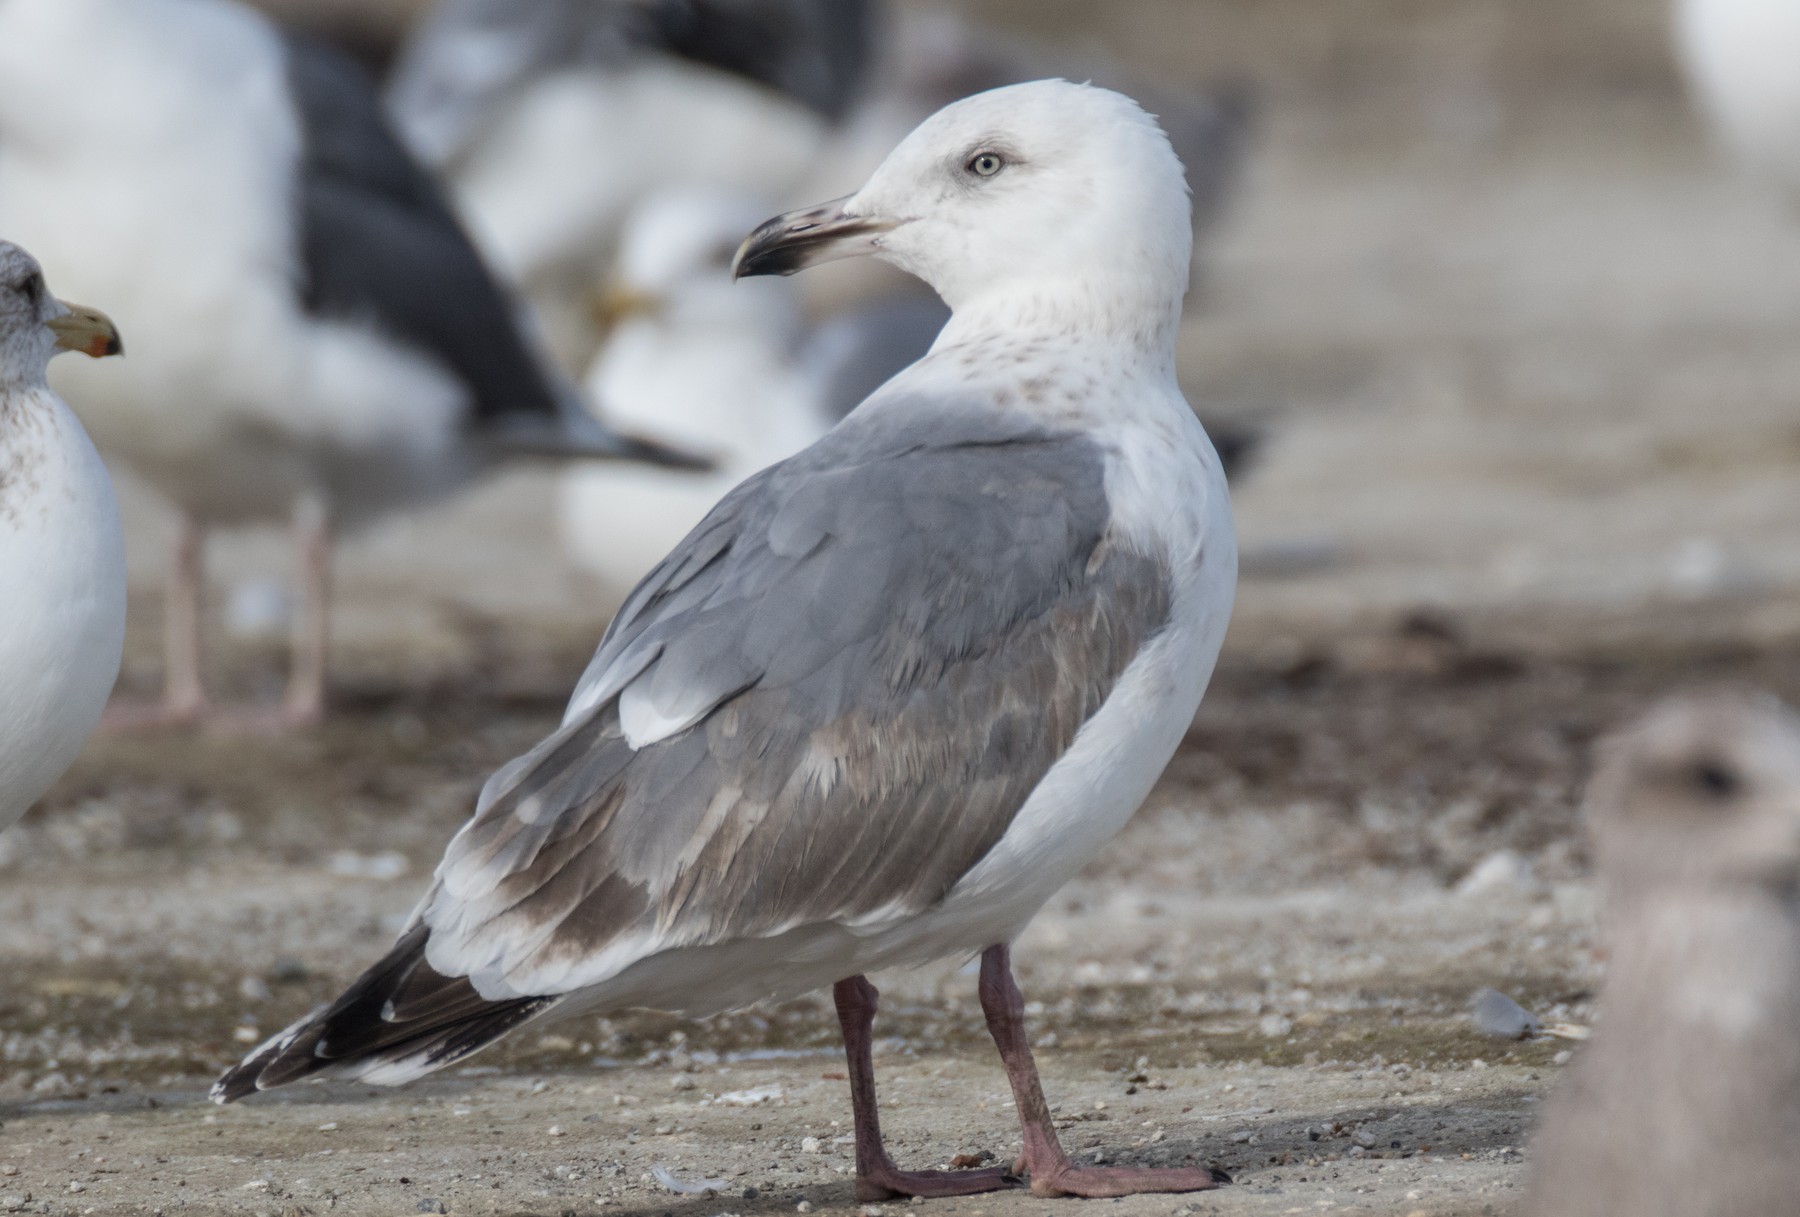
<box><xmin>210</xmin><ymin>926</ymin><xmax>556</xmax><ymax>1103</ymax></box>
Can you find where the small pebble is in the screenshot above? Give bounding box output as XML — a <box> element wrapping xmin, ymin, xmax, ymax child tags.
<box><xmin>547</xmin><ymin>1126</ymin><xmax>563</xmax><ymax>1137</ymax></box>
<box><xmin>1471</xmin><ymin>988</ymin><xmax>1542</xmax><ymax>1039</ymax></box>
<box><xmin>800</xmin><ymin>1137</ymin><xmax>823</xmax><ymax>1154</ymax></box>
<box><xmin>796</xmin><ymin>1202</ymin><xmax>813</xmax><ymax>1213</ymax></box>
<box><xmin>416</xmin><ymin>1201</ymin><xmax>447</xmax><ymax>1215</ymax></box>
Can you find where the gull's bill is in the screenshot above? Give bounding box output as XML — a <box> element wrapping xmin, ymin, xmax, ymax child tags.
<box><xmin>732</xmin><ymin>196</ymin><xmax>901</xmax><ymax>280</ymax></box>
<box><xmin>47</xmin><ymin>301</ymin><xmax>122</xmax><ymax>358</ymax></box>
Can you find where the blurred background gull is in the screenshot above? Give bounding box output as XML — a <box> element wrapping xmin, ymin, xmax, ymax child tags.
<box><xmin>557</xmin><ymin>186</ymin><xmax>832</xmax><ymax>591</ymax></box>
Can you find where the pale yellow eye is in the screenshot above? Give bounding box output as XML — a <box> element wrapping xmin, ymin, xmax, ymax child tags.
<box><xmin>967</xmin><ymin>151</ymin><xmax>1005</xmax><ymax>178</ymax></box>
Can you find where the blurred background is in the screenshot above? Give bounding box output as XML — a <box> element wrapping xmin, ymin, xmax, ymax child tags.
<box><xmin>111</xmin><ymin>0</ymin><xmax>1791</xmax><ymax>703</ymax></box>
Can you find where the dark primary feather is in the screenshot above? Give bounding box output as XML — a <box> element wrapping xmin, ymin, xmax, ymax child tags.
<box><xmin>283</xmin><ymin>34</ymin><xmax>564</xmax><ymax>434</ymax></box>
<box><xmin>214</xmin><ymin>403</ymin><xmax>1177</xmax><ymax>1098</ymax></box>
<box><xmin>212</xmin><ymin>926</ymin><xmax>552</xmax><ymax>1102</ymax></box>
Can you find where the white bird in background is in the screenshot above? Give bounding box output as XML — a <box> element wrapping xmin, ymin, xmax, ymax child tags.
<box><xmin>0</xmin><ymin>0</ymin><xmax>697</xmax><ymax>729</ymax></box>
<box><xmin>0</xmin><ymin>241</ymin><xmax>126</xmax><ymax>831</ymax></box>
<box><xmin>217</xmin><ymin>79</ymin><xmax>1237</xmax><ymax>1201</ymax></box>
<box><xmin>385</xmin><ymin>0</ymin><xmax>875</xmax><ymax>367</ymax></box>
<box><xmin>1675</xmin><ymin>0</ymin><xmax>1800</xmax><ymax>198</ymax></box>
<box><xmin>560</xmin><ymin>188</ymin><xmax>835</xmax><ymax>593</ymax></box>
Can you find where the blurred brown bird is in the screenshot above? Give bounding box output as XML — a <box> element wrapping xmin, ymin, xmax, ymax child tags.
<box><xmin>1526</xmin><ymin>689</ymin><xmax>1800</xmax><ymax>1217</ymax></box>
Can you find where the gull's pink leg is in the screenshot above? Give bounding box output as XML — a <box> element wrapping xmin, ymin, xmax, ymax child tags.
<box><xmin>104</xmin><ymin>510</ymin><xmax>208</xmax><ymax>728</ymax></box>
<box><xmin>977</xmin><ymin>945</ymin><xmax>1228</xmax><ymax>1198</ymax></box>
<box><xmin>833</xmin><ymin>975</ymin><xmax>1018</xmax><ymax>1201</ymax></box>
<box><xmin>280</xmin><ymin>495</ymin><xmax>331</xmax><ymax>727</ymax></box>
<box><xmin>199</xmin><ymin>495</ymin><xmax>331</xmax><ymax>734</ymax></box>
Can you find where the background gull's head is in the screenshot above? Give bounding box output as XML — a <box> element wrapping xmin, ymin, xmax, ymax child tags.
<box><xmin>1587</xmin><ymin>689</ymin><xmax>1800</xmax><ymax>900</ymax></box>
<box><xmin>736</xmin><ymin>80</ymin><xmax>1193</xmax><ymax>324</ymax></box>
<box><xmin>0</xmin><ymin>241</ymin><xmax>121</xmax><ymax>391</ymax></box>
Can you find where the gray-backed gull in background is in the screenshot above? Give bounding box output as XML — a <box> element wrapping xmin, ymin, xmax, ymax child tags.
<box><xmin>0</xmin><ymin>241</ymin><xmax>126</xmax><ymax>830</ymax></box>
<box><xmin>216</xmin><ymin>80</ymin><xmax>1237</xmax><ymax>1200</ymax></box>
<box><xmin>1527</xmin><ymin>691</ymin><xmax>1800</xmax><ymax>1217</ymax></box>
<box><xmin>0</xmin><ymin>0</ymin><xmax>699</xmax><ymax>728</ymax></box>
<box><xmin>385</xmin><ymin>0</ymin><xmax>874</xmax><ymax>364</ymax></box>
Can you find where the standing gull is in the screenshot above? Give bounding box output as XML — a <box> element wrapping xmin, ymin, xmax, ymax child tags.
<box><xmin>1527</xmin><ymin>691</ymin><xmax>1800</xmax><ymax>1217</ymax></box>
<box><xmin>216</xmin><ymin>80</ymin><xmax>1236</xmax><ymax>1200</ymax></box>
<box><xmin>0</xmin><ymin>241</ymin><xmax>126</xmax><ymax>830</ymax></box>
<box><xmin>0</xmin><ymin>0</ymin><xmax>697</xmax><ymax>728</ymax></box>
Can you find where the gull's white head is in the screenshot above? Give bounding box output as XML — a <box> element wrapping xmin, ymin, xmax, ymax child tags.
<box><xmin>735</xmin><ymin>80</ymin><xmax>1192</xmax><ymax>333</ymax></box>
<box><xmin>0</xmin><ymin>241</ymin><xmax>122</xmax><ymax>392</ymax></box>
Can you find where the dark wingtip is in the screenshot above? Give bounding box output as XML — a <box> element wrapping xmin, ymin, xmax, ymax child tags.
<box><xmin>483</xmin><ymin>415</ymin><xmax>716</xmax><ymax>471</ymax></box>
<box><xmin>611</xmin><ymin>433</ymin><xmax>716</xmax><ymax>472</ymax></box>
<box><xmin>208</xmin><ymin>1070</ymin><xmax>257</xmax><ymax>1105</ymax></box>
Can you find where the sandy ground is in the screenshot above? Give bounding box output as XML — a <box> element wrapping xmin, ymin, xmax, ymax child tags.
<box><xmin>14</xmin><ymin>626</ymin><xmax>1800</xmax><ymax>1216</ymax></box>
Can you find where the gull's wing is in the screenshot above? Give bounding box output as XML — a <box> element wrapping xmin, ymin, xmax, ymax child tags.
<box><xmin>214</xmin><ymin>404</ymin><xmax>1176</xmax><ymax>1097</ymax></box>
<box><xmin>444</xmin><ymin>405</ymin><xmax>1172</xmax><ymax>993</ymax></box>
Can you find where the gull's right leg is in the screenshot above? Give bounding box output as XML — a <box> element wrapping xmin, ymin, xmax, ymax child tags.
<box><xmin>833</xmin><ymin>975</ymin><xmax>1019</xmax><ymax>1201</ymax></box>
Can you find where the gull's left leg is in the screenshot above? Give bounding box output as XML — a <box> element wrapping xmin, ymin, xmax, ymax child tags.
<box><xmin>832</xmin><ymin>975</ymin><xmax>1018</xmax><ymax>1201</ymax></box>
<box><xmin>977</xmin><ymin>944</ymin><xmax>1229</xmax><ymax>1198</ymax></box>
<box><xmin>282</xmin><ymin>493</ymin><xmax>332</xmax><ymax>726</ymax></box>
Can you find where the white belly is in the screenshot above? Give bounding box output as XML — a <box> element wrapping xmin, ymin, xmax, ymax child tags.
<box><xmin>0</xmin><ymin>390</ymin><xmax>126</xmax><ymax>829</ymax></box>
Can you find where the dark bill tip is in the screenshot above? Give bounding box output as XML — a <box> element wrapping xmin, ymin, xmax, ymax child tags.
<box><xmin>47</xmin><ymin>302</ymin><xmax>124</xmax><ymax>359</ymax></box>
<box><xmin>731</xmin><ymin>199</ymin><xmax>896</xmax><ymax>280</ymax></box>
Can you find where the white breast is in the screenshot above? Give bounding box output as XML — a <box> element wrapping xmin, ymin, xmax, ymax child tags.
<box><xmin>0</xmin><ymin>388</ymin><xmax>126</xmax><ymax>830</ymax></box>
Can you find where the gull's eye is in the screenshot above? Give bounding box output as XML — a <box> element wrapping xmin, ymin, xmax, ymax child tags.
<box><xmin>1693</xmin><ymin>759</ymin><xmax>1741</xmax><ymax>799</ymax></box>
<box><xmin>966</xmin><ymin>151</ymin><xmax>1006</xmax><ymax>179</ymax></box>
<box><xmin>19</xmin><ymin>272</ymin><xmax>41</xmax><ymax>302</ymax></box>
